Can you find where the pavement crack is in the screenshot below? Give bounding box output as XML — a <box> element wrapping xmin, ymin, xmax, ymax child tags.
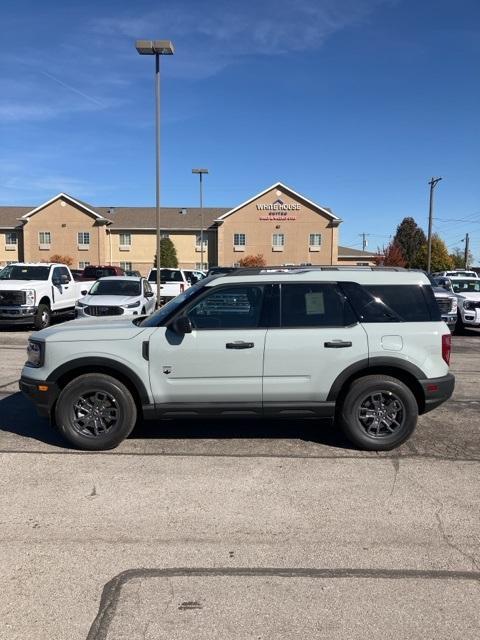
<box><xmin>435</xmin><ymin>505</ymin><xmax>480</xmax><ymax>571</ymax></box>
<box><xmin>389</xmin><ymin>457</ymin><xmax>400</xmax><ymax>498</ymax></box>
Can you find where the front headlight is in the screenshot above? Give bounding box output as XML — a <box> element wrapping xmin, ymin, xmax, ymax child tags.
<box><xmin>126</xmin><ymin>300</ymin><xmax>140</xmax><ymax>308</ymax></box>
<box><xmin>451</xmin><ymin>298</ymin><xmax>457</xmax><ymax>312</ymax></box>
<box><xmin>463</xmin><ymin>300</ymin><xmax>474</xmax><ymax>310</ymax></box>
<box><xmin>26</xmin><ymin>340</ymin><xmax>44</xmax><ymax>368</ymax></box>
<box><xmin>24</xmin><ymin>289</ymin><xmax>35</xmax><ymax>306</ymax></box>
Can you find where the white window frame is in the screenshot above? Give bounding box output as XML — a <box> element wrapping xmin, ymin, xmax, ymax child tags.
<box><xmin>195</xmin><ymin>262</ymin><xmax>208</xmax><ymax>270</ymax></box>
<box><xmin>77</xmin><ymin>231</ymin><xmax>90</xmax><ymax>250</ymax></box>
<box><xmin>272</xmin><ymin>233</ymin><xmax>285</xmax><ymax>252</ymax></box>
<box><xmin>78</xmin><ymin>261</ymin><xmax>91</xmax><ymax>269</ymax></box>
<box><xmin>120</xmin><ymin>261</ymin><xmax>133</xmax><ymax>271</ymax></box>
<box><xmin>233</xmin><ymin>233</ymin><xmax>246</xmax><ymax>252</ymax></box>
<box><xmin>119</xmin><ymin>232</ymin><xmax>132</xmax><ymax>251</ymax></box>
<box><xmin>309</xmin><ymin>233</ymin><xmax>322</xmax><ymax>252</ymax></box>
<box><xmin>38</xmin><ymin>231</ymin><xmax>51</xmax><ymax>250</ymax></box>
<box><xmin>5</xmin><ymin>231</ymin><xmax>17</xmax><ymax>250</ymax></box>
<box><xmin>195</xmin><ymin>235</ymin><xmax>208</xmax><ymax>252</ymax></box>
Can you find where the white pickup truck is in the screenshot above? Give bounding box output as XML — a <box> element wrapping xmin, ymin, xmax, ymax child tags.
<box><xmin>147</xmin><ymin>268</ymin><xmax>192</xmax><ymax>304</ymax></box>
<box><xmin>0</xmin><ymin>263</ymin><xmax>95</xmax><ymax>330</ymax></box>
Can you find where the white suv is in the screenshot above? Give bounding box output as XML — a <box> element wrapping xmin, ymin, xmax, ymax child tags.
<box><xmin>20</xmin><ymin>267</ymin><xmax>454</xmax><ymax>451</ymax></box>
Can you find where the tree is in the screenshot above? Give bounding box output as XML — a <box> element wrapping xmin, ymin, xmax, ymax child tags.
<box><xmin>450</xmin><ymin>247</ymin><xmax>474</xmax><ymax>269</ymax></box>
<box><xmin>416</xmin><ymin>234</ymin><xmax>453</xmax><ymax>272</ymax></box>
<box><xmin>50</xmin><ymin>254</ymin><xmax>73</xmax><ymax>266</ymax></box>
<box><xmin>393</xmin><ymin>217</ymin><xmax>426</xmax><ymax>268</ymax></box>
<box><xmin>238</xmin><ymin>254</ymin><xmax>266</xmax><ymax>267</ymax></box>
<box><xmin>374</xmin><ymin>241</ymin><xmax>406</xmax><ymax>267</ymax></box>
<box><xmin>154</xmin><ymin>237</ymin><xmax>178</xmax><ymax>268</ymax></box>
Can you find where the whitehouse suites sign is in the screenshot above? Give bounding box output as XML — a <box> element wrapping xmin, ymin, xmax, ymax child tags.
<box><xmin>256</xmin><ymin>198</ymin><xmax>300</xmax><ymax>220</ymax></box>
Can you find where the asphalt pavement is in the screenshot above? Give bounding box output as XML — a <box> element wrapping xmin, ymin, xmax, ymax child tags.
<box><xmin>0</xmin><ymin>328</ymin><xmax>479</xmax><ymax>639</ymax></box>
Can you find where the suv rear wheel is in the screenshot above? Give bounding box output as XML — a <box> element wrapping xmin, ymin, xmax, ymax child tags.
<box><xmin>339</xmin><ymin>375</ymin><xmax>418</xmax><ymax>451</ymax></box>
<box><xmin>55</xmin><ymin>373</ymin><xmax>137</xmax><ymax>450</ymax></box>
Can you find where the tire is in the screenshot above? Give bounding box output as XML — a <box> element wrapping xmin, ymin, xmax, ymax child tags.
<box><xmin>34</xmin><ymin>303</ymin><xmax>51</xmax><ymax>330</ymax></box>
<box><xmin>339</xmin><ymin>375</ymin><xmax>418</xmax><ymax>451</ymax></box>
<box><xmin>453</xmin><ymin>312</ymin><xmax>466</xmax><ymax>335</ymax></box>
<box><xmin>55</xmin><ymin>373</ymin><xmax>137</xmax><ymax>450</ymax></box>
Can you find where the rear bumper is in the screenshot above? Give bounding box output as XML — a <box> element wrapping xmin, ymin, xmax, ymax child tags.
<box><xmin>419</xmin><ymin>373</ymin><xmax>455</xmax><ymax>414</ymax></box>
<box><xmin>19</xmin><ymin>376</ymin><xmax>59</xmax><ymax>418</ymax></box>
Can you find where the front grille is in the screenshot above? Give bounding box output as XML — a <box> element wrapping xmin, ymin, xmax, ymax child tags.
<box><xmin>84</xmin><ymin>306</ymin><xmax>124</xmax><ymax>317</ymax></box>
<box><xmin>0</xmin><ymin>290</ymin><xmax>26</xmax><ymax>305</ymax></box>
<box><xmin>436</xmin><ymin>297</ymin><xmax>453</xmax><ymax>314</ymax></box>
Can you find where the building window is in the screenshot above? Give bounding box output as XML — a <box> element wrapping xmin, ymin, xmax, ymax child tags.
<box><xmin>309</xmin><ymin>233</ymin><xmax>322</xmax><ymax>252</ymax></box>
<box><xmin>38</xmin><ymin>231</ymin><xmax>51</xmax><ymax>249</ymax></box>
<box><xmin>120</xmin><ymin>261</ymin><xmax>132</xmax><ymax>271</ymax></box>
<box><xmin>233</xmin><ymin>233</ymin><xmax>246</xmax><ymax>251</ymax></box>
<box><xmin>195</xmin><ymin>262</ymin><xmax>208</xmax><ymax>270</ymax></box>
<box><xmin>78</xmin><ymin>232</ymin><xmax>90</xmax><ymax>249</ymax></box>
<box><xmin>195</xmin><ymin>235</ymin><xmax>208</xmax><ymax>250</ymax></box>
<box><xmin>5</xmin><ymin>232</ymin><xmax>17</xmax><ymax>250</ymax></box>
<box><xmin>119</xmin><ymin>232</ymin><xmax>132</xmax><ymax>247</ymax></box>
<box><xmin>79</xmin><ymin>261</ymin><xmax>90</xmax><ymax>269</ymax></box>
<box><xmin>160</xmin><ymin>232</ymin><xmax>169</xmax><ymax>239</ymax></box>
<box><xmin>272</xmin><ymin>233</ymin><xmax>285</xmax><ymax>251</ymax></box>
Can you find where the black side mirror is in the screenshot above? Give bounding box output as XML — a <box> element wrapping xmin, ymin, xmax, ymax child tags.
<box><xmin>61</xmin><ymin>275</ymin><xmax>69</xmax><ymax>285</ymax></box>
<box><xmin>172</xmin><ymin>316</ymin><xmax>192</xmax><ymax>334</ymax></box>
<box><xmin>145</xmin><ymin>291</ymin><xmax>154</xmax><ymax>298</ymax></box>
<box><xmin>81</xmin><ymin>290</ymin><xmax>88</xmax><ymax>296</ymax></box>
<box><xmin>52</xmin><ymin>277</ymin><xmax>61</xmax><ymax>286</ymax></box>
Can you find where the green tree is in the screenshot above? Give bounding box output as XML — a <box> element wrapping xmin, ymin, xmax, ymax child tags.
<box><xmin>450</xmin><ymin>247</ymin><xmax>474</xmax><ymax>269</ymax></box>
<box><xmin>374</xmin><ymin>241</ymin><xmax>406</xmax><ymax>267</ymax></box>
<box><xmin>393</xmin><ymin>217</ymin><xmax>426</xmax><ymax>268</ymax></box>
<box><xmin>416</xmin><ymin>234</ymin><xmax>453</xmax><ymax>272</ymax></box>
<box><xmin>154</xmin><ymin>237</ymin><xmax>178</xmax><ymax>268</ymax></box>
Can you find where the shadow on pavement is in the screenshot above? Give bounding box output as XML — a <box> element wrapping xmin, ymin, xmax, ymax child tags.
<box><xmin>0</xmin><ymin>392</ymin><xmax>355</xmax><ymax>451</ymax></box>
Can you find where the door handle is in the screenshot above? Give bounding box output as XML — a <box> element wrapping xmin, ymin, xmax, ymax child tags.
<box><xmin>324</xmin><ymin>340</ymin><xmax>352</xmax><ymax>348</ymax></box>
<box><xmin>226</xmin><ymin>341</ymin><xmax>254</xmax><ymax>349</ymax></box>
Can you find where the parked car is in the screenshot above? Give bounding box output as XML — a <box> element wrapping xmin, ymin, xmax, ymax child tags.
<box><xmin>184</xmin><ymin>269</ymin><xmax>206</xmax><ymax>285</ymax></box>
<box><xmin>438</xmin><ymin>277</ymin><xmax>480</xmax><ymax>333</ymax></box>
<box><xmin>424</xmin><ymin>273</ymin><xmax>457</xmax><ymax>330</ymax></box>
<box><xmin>0</xmin><ymin>263</ymin><xmax>95</xmax><ymax>329</ymax></box>
<box><xmin>125</xmin><ymin>270</ymin><xmax>142</xmax><ymax>278</ymax></box>
<box><xmin>74</xmin><ymin>265</ymin><xmax>125</xmax><ymax>281</ymax></box>
<box><xmin>432</xmin><ymin>269</ymin><xmax>479</xmax><ymax>279</ymax></box>
<box><xmin>147</xmin><ymin>268</ymin><xmax>191</xmax><ymax>303</ymax></box>
<box><xmin>20</xmin><ymin>267</ymin><xmax>454</xmax><ymax>451</ymax></box>
<box><xmin>75</xmin><ymin>277</ymin><xmax>155</xmax><ymax>318</ymax></box>
<box><xmin>207</xmin><ymin>266</ymin><xmax>237</xmax><ymax>277</ymax></box>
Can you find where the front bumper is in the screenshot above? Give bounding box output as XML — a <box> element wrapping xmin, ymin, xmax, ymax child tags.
<box><xmin>460</xmin><ymin>308</ymin><xmax>480</xmax><ymax>326</ymax></box>
<box><xmin>19</xmin><ymin>376</ymin><xmax>59</xmax><ymax>418</ymax></box>
<box><xmin>441</xmin><ymin>313</ymin><xmax>457</xmax><ymax>328</ymax></box>
<box><xmin>419</xmin><ymin>373</ymin><xmax>455</xmax><ymax>414</ymax></box>
<box><xmin>0</xmin><ymin>306</ymin><xmax>36</xmax><ymax>325</ymax></box>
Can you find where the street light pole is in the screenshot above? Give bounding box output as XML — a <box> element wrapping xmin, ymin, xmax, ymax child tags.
<box><xmin>427</xmin><ymin>176</ymin><xmax>442</xmax><ymax>273</ymax></box>
<box><xmin>135</xmin><ymin>40</ymin><xmax>174</xmax><ymax>308</ymax></box>
<box><xmin>192</xmin><ymin>168</ymin><xmax>209</xmax><ymax>270</ymax></box>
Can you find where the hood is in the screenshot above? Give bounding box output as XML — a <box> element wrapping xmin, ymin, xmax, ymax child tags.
<box><xmin>34</xmin><ymin>317</ymin><xmax>146</xmax><ymax>342</ymax></box>
<box><xmin>80</xmin><ymin>294</ymin><xmax>140</xmax><ymax>307</ymax></box>
<box><xmin>455</xmin><ymin>291</ymin><xmax>480</xmax><ymax>302</ymax></box>
<box><xmin>0</xmin><ymin>280</ymin><xmax>48</xmax><ymax>289</ymax></box>
<box><xmin>432</xmin><ymin>286</ymin><xmax>453</xmax><ymax>297</ymax></box>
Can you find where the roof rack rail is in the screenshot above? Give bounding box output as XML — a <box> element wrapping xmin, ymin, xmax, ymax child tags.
<box><xmin>223</xmin><ymin>265</ymin><xmax>408</xmax><ymax>276</ymax></box>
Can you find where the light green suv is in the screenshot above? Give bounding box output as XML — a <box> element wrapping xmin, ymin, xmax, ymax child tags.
<box><xmin>20</xmin><ymin>267</ymin><xmax>454</xmax><ymax>451</ymax></box>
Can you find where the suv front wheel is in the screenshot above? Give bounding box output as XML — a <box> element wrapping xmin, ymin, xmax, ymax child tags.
<box><xmin>55</xmin><ymin>373</ymin><xmax>137</xmax><ymax>450</ymax></box>
<box><xmin>339</xmin><ymin>375</ymin><xmax>418</xmax><ymax>451</ymax></box>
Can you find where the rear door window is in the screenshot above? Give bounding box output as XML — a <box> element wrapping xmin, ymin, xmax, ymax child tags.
<box><xmin>280</xmin><ymin>283</ymin><xmax>356</xmax><ymax>327</ymax></box>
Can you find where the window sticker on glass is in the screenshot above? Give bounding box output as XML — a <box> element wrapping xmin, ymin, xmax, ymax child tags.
<box><xmin>305</xmin><ymin>292</ymin><xmax>325</xmax><ymax>315</ymax></box>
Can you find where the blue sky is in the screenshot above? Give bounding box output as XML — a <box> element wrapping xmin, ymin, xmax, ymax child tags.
<box><xmin>1</xmin><ymin>0</ymin><xmax>479</xmax><ymax>258</ymax></box>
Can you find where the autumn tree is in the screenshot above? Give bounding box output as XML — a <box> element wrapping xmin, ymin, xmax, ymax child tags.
<box><xmin>50</xmin><ymin>254</ymin><xmax>73</xmax><ymax>266</ymax></box>
<box><xmin>153</xmin><ymin>237</ymin><xmax>178</xmax><ymax>268</ymax></box>
<box><xmin>416</xmin><ymin>234</ymin><xmax>453</xmax><ymax>272</ymax></box>
<box><xmin>393</xmin><ymin>217</ymin><xmax>426</xmax><ymax>268</ymax></box>
<box><xmin>238</xmin><ymin>254</ymin><xmax>267</xmax><ymax>267</ymax></box>
<box><xmin>375</xmin><ymin>241</ymin><xmax>406</xmax><ymax>267</ymax></box>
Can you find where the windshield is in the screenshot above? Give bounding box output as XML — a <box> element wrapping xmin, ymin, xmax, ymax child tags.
<box><xmin>0</xmin><ymin>265</ymin><xmax>50</xmax><ymax>281</ymax></box>
<box><xmin>89</xmin><ymin>279</ymin><xmax>141</xmax><ymax>296</ymax></box>
<box><xmin>451</xmin><ymin>279</ymin><xmax>480</xmax><ymax>294</ymax></box>
<box><xmin>139</xmin><ymin>280</ymin><xmax>205</xmax><ymax>327</ymax></box>
<box><xmin>148</xmin><ymin>269</ymin><xmax>183</xmax><ymax>283</ymax></box>
<box><xmin>83</xmin><ymin>267</ymin><xmax>119</xmax><ymax>278</ymax></box>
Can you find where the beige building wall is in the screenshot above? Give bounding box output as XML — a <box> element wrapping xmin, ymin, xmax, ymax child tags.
<box><xmin>0</xmin><ymin>229</ymin><xmax>21</xmax><ymax>266</ymax></box>
<box><xmin>22</xmin><ymin>198</ymin><xmax>108</xmax><ymax>266</ymax></box>
<box><xmin>217</xmin><ymin>186</ymin><xmax>340</xmax><ymax>266</ymax></box>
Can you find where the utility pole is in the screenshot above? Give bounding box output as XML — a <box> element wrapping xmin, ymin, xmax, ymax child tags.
<box><xmin>427</xmin><ymin>177</ymin><xmax>442</xmax><ymax>272</ymax></box>
<box><xmin>464</xmin><ymin>233</ymin><xmax>470</xmax><ymax>269</ymax></box>
<box><xmin>359</xmin><ymin>233</ymin><xmax>370</xmax><ymax>251</ymax></box>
